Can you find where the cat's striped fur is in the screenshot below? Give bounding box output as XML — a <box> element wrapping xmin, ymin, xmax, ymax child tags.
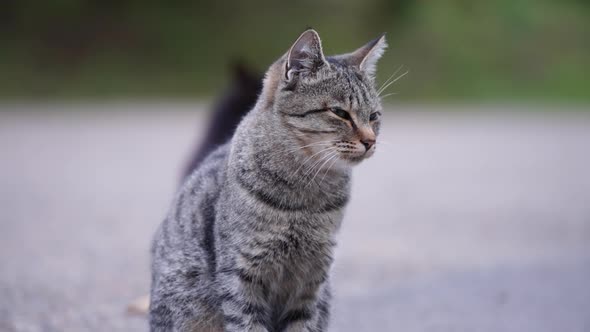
<box><xmin>150</xmin><ymin>29</ymin><xmax>387</xmax><ymax>331</ymax></box>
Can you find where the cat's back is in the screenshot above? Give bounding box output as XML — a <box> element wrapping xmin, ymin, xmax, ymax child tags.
<box><xmin>152</xmin><ymin>143</ymin><xmax>230</xmax><ymax>276</ymax></box>
<box><xmin>183</xmin><ymin>142</ymin><xmax>231</xmax><ymax>196</ymax></box>
<box><xmin>149</xmin><ymin>144</ymin><xmax>231</xmax><ymax>330</ymax></box>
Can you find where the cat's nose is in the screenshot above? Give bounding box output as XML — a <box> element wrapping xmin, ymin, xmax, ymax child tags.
<box><xmin>358</xmin><ymin>127</ymin><xmax>376</xmax><ymax>151</ymax></box>
<box><xmin>360</xmin><ymin>138</ymin><xmax>375</xmax><ymax>151</ymax></box>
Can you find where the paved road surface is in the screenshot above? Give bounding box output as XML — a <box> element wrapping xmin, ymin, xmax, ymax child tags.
<box><xmin>1</xmin><ymin>104</ymin><xmax>589</xmax><ymax>331</ymax></box>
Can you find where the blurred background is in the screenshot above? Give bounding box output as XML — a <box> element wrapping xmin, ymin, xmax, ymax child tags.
<box><xmin>1</xmin><ymin>1</ymin><xmax>589</xmax><ymax>331</ymax></box>
<box><xmin>1</xmin><ymin>0</ymin><xmax>589</xmax><ymax>101</ymax></box>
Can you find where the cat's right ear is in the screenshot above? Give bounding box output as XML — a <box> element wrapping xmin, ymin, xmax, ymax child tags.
<box><xmin>285</xmin><ymin>29</ymin><xmax>328</xmax><ymax>81</ymax></box>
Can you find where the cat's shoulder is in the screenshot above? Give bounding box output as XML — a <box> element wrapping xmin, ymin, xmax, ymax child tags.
<box><xmin>182</xmin><ymin>142</ymin><xmax>231</xmax><ymax>189</ymax></box>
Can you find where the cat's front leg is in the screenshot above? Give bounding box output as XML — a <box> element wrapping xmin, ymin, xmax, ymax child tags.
<box><xmin>217</xmin><ymin>269</ymin><xmax>269</xmax><ymax>332</ymax></box>
<box><xmin>283</xmin><ymin>282</ymin><xmax>331</xmax><ymax>332</ymax></box>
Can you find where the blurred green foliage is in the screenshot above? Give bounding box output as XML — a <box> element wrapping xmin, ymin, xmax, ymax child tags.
<box><xmin>1</xmin><ymin>0</ymin><xmax>588</xmax><ymax>101</ymax></box>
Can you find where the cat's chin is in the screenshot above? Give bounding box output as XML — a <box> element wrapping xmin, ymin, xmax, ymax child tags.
<box><xmin>341</xmin><ymin>152</ymin><xmax>374</xmax><ymax>165</ymax></box>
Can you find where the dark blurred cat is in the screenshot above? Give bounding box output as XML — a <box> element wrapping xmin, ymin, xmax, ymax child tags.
<box><xmin>183</xmin><ymin>61</ymin><xmax>263</xmax><ymax>178</ymax></box>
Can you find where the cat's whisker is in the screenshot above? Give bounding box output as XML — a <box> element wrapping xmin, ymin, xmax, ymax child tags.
<box><xmin>378</xmin><ymin>69</ymin><xmax>408</xmax><ymax>96</ymax></box>
<box><xmin>307</xmin><ymin>151</ymin><xmax>340</xmax><ymax>187</ymax></box>
<box><xmin>377</xmin><ymin>65</ymin><xmax>404</xmax><ymax>95</ymax></box>
<box><xmin>319</xmin><ymin>153</ymin><xmax>341</xmax><ymax>185</ymax></box>
<box><xmin>380</xmin><ymin>92</ymin><xmax>397</xmax><ymax>99</ymax></box>
<box><xmin>308</xmin><ymin>151</ymin><xmax>340</xmax><ymax>187</ymax></box>
<box><xmin>377</xmin><ymin>64</ymin><xmax>404</xmax><ymax>91</ymax></box>
<box><xmin>291</xmin><ymin>146</ymin><xmax>337</xmax><ymax>180</ymax></box>
<box><xmin>302</xmin><ymin>149</ymin><xmax>337</xmax><ymax>177</ymax></box>
<box><xmin>301</xmin><ymin>149</ymin><xmax>338</xmax><ymax>182</ymax></box>
<box><xmin>297</xmin><ymin>146</ymin><xmax>336</xmax><ymax>167</ymax></box>
<box><xmin>377</xmin><ymin>66</ymin><xmax>402</xmax><ymax>94</ymax></box>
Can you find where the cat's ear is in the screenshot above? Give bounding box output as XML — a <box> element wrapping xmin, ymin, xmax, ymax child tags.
<box><xmin>285</xmin><ymin>29</ymin><xmax>328</xmax><ymax>80</ymax></box>
<box><xmin>344</xmin><ymin>34</ymin><xmax>387</xmax><ymax>78</ymax></box>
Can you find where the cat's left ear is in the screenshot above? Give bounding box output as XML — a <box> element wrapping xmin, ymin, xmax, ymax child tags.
<box><xmin>343</xmin><ymin>34</ymin><xmax>387</xmax><ymax>79</ymax></box>
<box><xmin>285</xmin><ymin>29</ymin><xmax>328</xmax><ymax>81</ymax></box>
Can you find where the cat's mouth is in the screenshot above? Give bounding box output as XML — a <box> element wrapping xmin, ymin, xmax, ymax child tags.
<box><xmin>298</xmin><ymin>140</ymin><xmax>376</xmax><ymax>168</ymax></box>
<box><xmin>335</xmin><ymin>141</ymin><xmax>376</xmax><ymax>164</ymax></box>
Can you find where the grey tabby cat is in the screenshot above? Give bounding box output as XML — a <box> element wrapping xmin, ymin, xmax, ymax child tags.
<box><xmin>150</xmin><ymin>29</ymin><xmax>386</xmax><ymax>332</ymax></box>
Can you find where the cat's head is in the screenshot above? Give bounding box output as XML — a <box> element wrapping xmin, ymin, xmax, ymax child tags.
<box><xmin>261</xmin><ymin>29</ymin><xmax>387</xmax><ymax>166</ymax></box>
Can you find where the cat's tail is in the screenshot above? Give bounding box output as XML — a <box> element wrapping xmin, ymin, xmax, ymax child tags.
<box><xmin>126</xmin><ymin>294</ymin><xmax>150</xmax><ymax>315</ymax></box>
<box><xmin>182</xmin><ymin>60</ymin><xmax>263</xmax><ymax>179</ymax></box>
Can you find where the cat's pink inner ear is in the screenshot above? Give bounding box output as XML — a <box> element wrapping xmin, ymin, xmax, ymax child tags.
<box><xmin>346</xmin><ymin>34</ymin><xmax>387</xmax><ymax>77</ymax></box>
<box><xmin>286</xmin><ymin>29</ymin><xmax>327</xmax><ymax>79</ymax></box>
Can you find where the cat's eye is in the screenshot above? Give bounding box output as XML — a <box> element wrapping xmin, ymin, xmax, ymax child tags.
<box><xmin>329</xmin><ymin>107</ymin><xmax>351</xmax><ymax>120</ymax></box>
<box><xmin>369</xmin><ymin>111</ymin><xmax>381</xmax><ymax>121</ymax></box>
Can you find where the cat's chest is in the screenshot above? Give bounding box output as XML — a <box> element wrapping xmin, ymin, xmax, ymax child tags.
<box><xmin>248</xmin><ymin>212</ymin><xmax>341</xmax><ymax>268</ymax></box>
